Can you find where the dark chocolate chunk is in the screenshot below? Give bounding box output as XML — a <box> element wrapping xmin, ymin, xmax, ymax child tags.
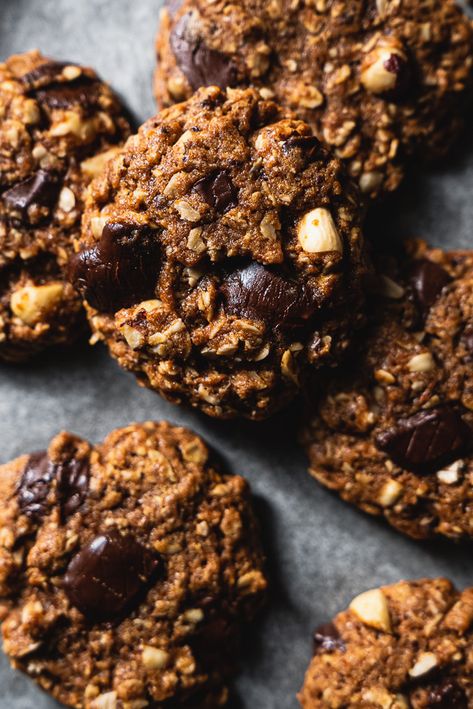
<box><xmin>18</xmin><ymin>451</ymin><xmax>89</xmax><ymax>521</ymax></box>
<box><xmin>411</xmin><ymin>259</ymin><xmax>451</xmax><ymax>316</ymax></box>
<box><xmin>283</xmin><ymin>135</ymin><xmax>324</xmax><ymax>164</ymax></box>
<box><xmin>313</xmin><ymin>622</ymin><xmax>346</xmax><ymax>655</ymax></box>
<box><xmin>20</xmin><ymin>60</ymin><xmax>70</xmax><ymax>90</ymax></box>
<box><xmin>35</xmin><ymin>81</ymin><xmax>100</xmax><ymax>111</ymax></box>
<box><xmin>221</xmin><ymin>263</ymin><xmax>318</xmax><ymax>328</ymax></box>
<box><xmin>376</xmin><ymin>406</ymin><xmax>471</xmax><ymax>473</ymax></box>
<box><xmin>56</xmin><ymin>457</ymin><xmax>90</xmax><ymax>518</ymax></box>
<box><xmin>3</xmin><ymin>170</ymin><xmax>61</xmax><ymax>218</ymax></box>
<box><xmin>427</xmin><ymin>679</ymin><xmax>468</xmax><ymax>708</ymax></box>
<box><xmin>63</xmin><ymin>532</ymin><xmax>159</xmax><ymax>622</ymax></box>
<box><xmin>170</xmin><ymin>12</ymin><xmax>237</xmax><ymax>91</ymax></box>
<box><xmin>18</xmin><ymin>451</ymin><xmax>53</xmax><ymax>521</ymax></box>
<box><xmin>194</xmin><ymin>171</ymin><xmax>238</xmax><ymax>213</ymax></box>
<box><xmin>69</xmin><ymin>221</ymin><xmax>160</xmax><ymax>313</ymax></box>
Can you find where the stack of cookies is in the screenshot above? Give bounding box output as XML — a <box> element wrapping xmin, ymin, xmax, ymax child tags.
<box><xmin>1</xmin><ymin>0</ymin><xmax>473</xmax><ymax>706</ymax></box>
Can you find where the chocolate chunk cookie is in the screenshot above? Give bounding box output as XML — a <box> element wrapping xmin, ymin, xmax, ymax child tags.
<box><xmin>70</xmin><ymin>86</ymin><xmax>367</xmax><ymax>420</ymax></box>
<box><xmin>302</xmin><ymin>240</ymin><xmax>473</xmax><ymax>541</ymax></box>
<box><xmin>0</xmin><ymin>50</ymin><xmax>131</xmax><ymax>361</ymax></box>
<box><xmin>0</xmin><ymin>421</ymin><xmax>267</xmax><ymax>707</ymax></box>
<box><xmin>155</xmin><ymin>0</ymin><xmax>473</xmax><ymax>199</ymax></box>
<box><xmin>299</xmin><ymin>578</ymin><xmax>473</xmax><ymax>707</ymax></box>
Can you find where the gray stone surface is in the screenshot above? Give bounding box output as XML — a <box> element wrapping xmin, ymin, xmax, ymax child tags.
<box><xmin>1</xmin><ymin>1</ymin><xmax>473</xmax><ymax>707</ymax></box>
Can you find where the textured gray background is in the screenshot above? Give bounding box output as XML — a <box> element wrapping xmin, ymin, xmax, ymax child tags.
<box><xmin>1</xmin><ymin>1</ymin><xmax>473</xmax><ymax>707</ymax></box>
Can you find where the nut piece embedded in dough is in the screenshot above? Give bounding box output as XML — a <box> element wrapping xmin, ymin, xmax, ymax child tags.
<box><xmin>349</xmin><ymin>588</ymin><xmax>392</xmax><ymax>632</ymax></box>
<box><xmin>142</xmin><ymin>646</ymin><xmax>169</xmax><ymax>670</ymax></box>
<box><xmin>81</xmin><ymin>147</ymin><xmax>122</xmax><ymax>180</ymax></box>
<box><xmin>90</xmin><ymin>692</ymin><xmax>117</xmax><ymax>709</ymax></box>
<box><xmin>407</xmin><ymin>352</ymin><xmax>435</xmax><ymax>373</ymax></box>
<box><xmin>408</xmin><ymin>651</ymin><xmax>438</xmax><ymax>678</ymax></box>
<box><xmin>361</xmin><ymin>38</ymin><xmax>408</xmax><ymax>95</ymax></box>
<box><xmin>378</xmin><ymin>479</ymin><xmax>403</xmax><ymax>507</ymax></box>
<box><xmin>10</xmin><ymin>283</ymin><xmax>64</xmax><ymax>325</ymax></box>
<box><xmin>297</xmin><ymin>208</ymin><xmax>343</xmax><ymax>254</ymax></box>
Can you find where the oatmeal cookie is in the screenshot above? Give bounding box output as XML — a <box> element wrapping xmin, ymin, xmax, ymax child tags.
<box><xmin>299</xmin><ymin>577</ymin><xmax>473</xmax><ymax>708</ymax></box>
<box><xmin>155</xmin><ymin>0</ymin><xmax>473</xmax><ymax>199</ymax></box>
<box><xmin>302</xmin><ymin>240</ymin><xmax>473</xmax><ymax>541</ymax></box>
<box><xmin>0</xmin><ymin>50</ymin><xmax>131</xmax><ymax>361</ymax></box>
<box><xmin>69</xmin><ymin>86</ymin><xmax>367</xmax><ymax>420</ymax></box>
<box><xmin>0</xmin><ymin>421</ymin><xmax>267</xmax><ymax>708</ymax></box>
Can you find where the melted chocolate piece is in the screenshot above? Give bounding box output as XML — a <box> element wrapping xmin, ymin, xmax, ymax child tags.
<box><xmin>411</xmin><ymin>259</ymin><xmax>451</xmax><ymax>316</ymax></box>
<box><xmin>313</xmin><ymin>622</ymin><xmax>346</xmax><ymax>655</ymax></box>
<box><xmin>194</xmin><ymin>171</ymin><xmax>238</xmax><ymax>213</ymax></box>
<box><xmin>18</xmin><ymin>451</ymin><xmax>90</xmax><ymax>521</ymax></box>
<box><xmin>69</xmin><ymin>221</ymin><xmax>160</xmax><ymax>313</ymax></box>
<box><xmin>170</xmin><ymin>12</ymin><xmax>237</xmax><ymax>91</ymax></box>
<box><xmin>221</xmin><ymin>263</ymin><xmax>318</xmax><ymax>328</ymax></box>
<box><xmin>63</xmin><ymin>532</ymin><xmax>159</xmax><ymax>622</ymax></box>
<box><xmin>56</xmin><ymin>457</ymin><xmax>90</xmax><ymax>518</ymax></box>
<box><xmin>20</xmin><ymin>60</ymin><xmax>71</xmax><ymax>89</ymax></box>
<box><xmin>3</xmin><ymin>170</ymin><xmax>61</xmax><ymax>218</ymax></box>
<box><xmin>18</xmin><ymin>451</ymin><xmax>53</xmax><ymax>521</ymax></box>
<box><xmin>283</xmin><ymin>135</ymin><xmax>324</xmax><ymax>164</ymax></box>
<box><xmin>376</xmin><ymin>406</ymin><xmax>471</xmax><ymax>473</ymax></box>
<box><xmin>36</xmin><ymin>81</ymin><xmax>100</xmax><ymax>111</ymax></box>
<box><xmin>427</xmin><ymin>679</ymin><xmax>468</xmax><ymax>708</ymax></box>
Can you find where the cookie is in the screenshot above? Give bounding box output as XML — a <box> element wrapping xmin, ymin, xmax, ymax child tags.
<box><xmin>0</xmin><ymin>50</ymin><xmax>131</xmax><ymax>361</ymax></box>
<box><xmin>298</xmin><ymin>577</ymin><xmax>473</xmax><ymax>708</ymax></box>
<box><xmin>0</xmin><ymin>421</ymin><xmax>267</xmax><ymax>708</ymax></box>
<box><xmin>69</xmin><ymin>85</ymin><xmax>367</xmax><ymax>420</ymax></box>
<box><xmin>155</xmin><ymin>0</ymin><xmax>473</xmax><ymax>200</ymax></box>
<box><xmin>302</xmin><ymin>240</ymin><xmax>473</xmax><ymax>541</ymax></box>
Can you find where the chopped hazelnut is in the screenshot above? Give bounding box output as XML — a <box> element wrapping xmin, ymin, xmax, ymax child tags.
<box><xmin>297</xmin><ymin>208</ymin><xmax>343</xmax><ymax>254</ymax></box>
<box><xmin>349</xmin><ymin>588</ymin><xmax>392</xmax><ymax>632</ymax></box>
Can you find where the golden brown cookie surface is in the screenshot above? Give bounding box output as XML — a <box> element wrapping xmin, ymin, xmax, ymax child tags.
<box><xmin>155</xmin><ymin>0</ymin><xmax>473</xmax><ymax>199</ymax></box>
<box><xmin>299</xmin><ymin>578</ymin><xmax>473</xmax><ymax>708</ymax></box>
<box><xmin>70</xmin><ymin>86</ymin><xmax>367</xmax><ymax>419</ymax></box>
<box><xmin>0</xmin><ymin>50</ymin><xmax>131</xmax><ymax>361</ymax></box>
<box><xmin>302</xmin><ymin>240</ymin><xmax>473</xmax><ymax>541</ymax></box>
<box><xmin>0</xmin><ymin>421</ymin><xmax>267</xmax><ymax>708</ymax></box>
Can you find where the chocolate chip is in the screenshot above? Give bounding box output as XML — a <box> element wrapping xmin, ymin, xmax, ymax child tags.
<box><xmin>283</xmin><ymin>136</ymin><xmax>324</xmax><ymax>164</ymax></box>
<box><xmin>427</xmin><ymin>679</ymin><xmax>468</xmax><ymax>708</ymax></box>
<box><xmin>3</xmin><ymin>170</ymin><xmax>61</xmax><ymax>219</ymax></box>
<box><xmin>18</xmin><ymin>451</ymin><xmax>53</xmax><ymax>521</ymax></box>
<box><xmin>313</xmin><ymin>622</ymin><xmax>346</xmax><ymax>655</ymax></box>
<box><xmin>170</xmin><ymin>11</ymin><xmax>237</xmax><ymax>91</ymax></box>
<box><xmin>20</xmin><ymin>60</ymin><xmax>71</xmax><ymax>90</ymax></box>
<box><xmin>221</xmin><ymin>263</ymin><xmax>318</xmax><ymax>328</ymax></box>
<box><xmin>63</xmin><ymin>532</ymin><xmax>159</xmax><ymax>622</ymax></box>
<box><xmin>194</xmin><ymin>171</ymin><xmax>238</xmax><ymax>213</ymax></box>
<box><xmin>69</xmin><ymin>221</ymin><xmax>160</xmax><ymax>313</ymax></box>
<box><xmin>35</xmin><ymin>80</ymin><xmax>100</xmax><ymax>111</ymax></box>
<box><xmin>56</xmin><ymin>457</ymin><xmax>90</xmax><ymax>519</ymax></box>
<box><xmin>18</xmin><ymin>451</ymin><xmax>89</xmax><ymax>521</ymax></box>
<box><xmin>411</xmin><ymin>259</ymin><xmax>451</xmax><ymax>316</ymax></box>
<box><xmin>376</xmin><ymin>406</ymin><xmax>471</xmax><ymax>473</ymax></box>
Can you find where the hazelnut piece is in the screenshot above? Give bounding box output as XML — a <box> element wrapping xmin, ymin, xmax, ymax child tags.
<box><xmin>10</xmin><ymin>283</ymin><xmax>64</xmax><ymax>325</ymax></box>
<box><xmin>361</xmin><ymin>37</ymin><xmax>408</xmax><ymax>96</ymax></box>
<box><xmin>349</xmin><ymin>588</ymin><xmax>392</xmax><ymax>632</ymax></box>
<box><xmin>297</xmin><ymin>208</ymin><xmax>343</xmax><ymax>255</ymax></box>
